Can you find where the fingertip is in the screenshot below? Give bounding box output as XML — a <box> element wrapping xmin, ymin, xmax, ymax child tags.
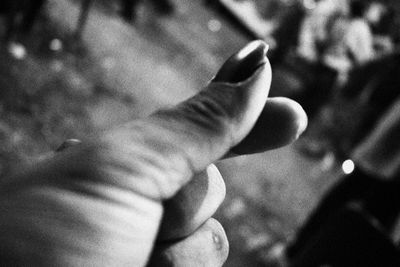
<box><xmin>274</xmin><ymin>97</ymin><xmax>308</xmax><ymax>141</ymax></box>
<box><xmin>260</xmin><ymin>97</ymin><xmax>308</xmax><ymax>146</ymax></box>
<box><xmin>149</xmin><ymin>218</ymin><xmax>229</xmax><ymax>267</ymax></box>
<box><xmin>203</xmin><ymin>218</ymin><xmax>229</xmax><ymax>262</ymax></box>
<box><xmin>290</xmin><ymin>99</ymin><xmax>308</xmax><ymax>139</ymax></box>
<box><xmin>231</xmin><ymin>97</ymin><xmax>308</xmax><ymax>154</ymax></box>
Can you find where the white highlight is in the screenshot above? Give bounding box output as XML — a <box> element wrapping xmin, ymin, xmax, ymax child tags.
<box><xmin>237</xmin><ymin>41</ymin><xmax>262</xmax><ymax>60</ymax></box>
<box><xmin>342</xmin><ymin>159</ymin><xmax>355</xmax><ymax>174</ymax></box>
<box><xmin>49</xmin><ymin>39</ymin><xmax>63</xmax><ymax>52</ymax></box>
<box><xmin>8</xmin><ymin>43</ymin><xmax>26</xmax><ymax>60</ymax></box>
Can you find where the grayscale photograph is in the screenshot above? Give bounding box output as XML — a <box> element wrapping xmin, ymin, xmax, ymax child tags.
<box><xmin>0</xmin><ymin>0</ymin><xmax>399</xmax><ymax>266</ymax></box>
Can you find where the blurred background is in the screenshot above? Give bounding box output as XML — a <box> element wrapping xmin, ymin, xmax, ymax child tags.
<box><xmin>0</xmin><ymin>0</ymin><xmax>399</xmax><ymax>266</ymax></box>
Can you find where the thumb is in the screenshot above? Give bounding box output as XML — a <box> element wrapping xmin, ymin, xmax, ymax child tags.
<box><xmin>97</xmin><ymin>40</ymin><xmax>272</xmax><ymax>200</ymax></box>
<box><xmin>0</xmin><ymin>41</ymin><xmax>272</xmax><ymax>208</ymax></box>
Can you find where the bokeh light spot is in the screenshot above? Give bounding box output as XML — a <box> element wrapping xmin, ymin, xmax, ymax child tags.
<box><xmin>342</xmin><ymin>159</ymin><xmax>355</xmax><ymax>175</ymax></box>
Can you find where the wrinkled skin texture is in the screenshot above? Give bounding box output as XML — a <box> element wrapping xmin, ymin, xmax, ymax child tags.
<box><xmin>0</xmin><ymin>41</ymin><xmax>307</xmax><ymax>266</ymax></box>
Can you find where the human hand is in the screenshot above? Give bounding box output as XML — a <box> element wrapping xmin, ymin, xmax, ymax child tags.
<box><xmin>0</xmin><ymin>41</ymin><xmax>307</xmax><ymax>266</ymax></box>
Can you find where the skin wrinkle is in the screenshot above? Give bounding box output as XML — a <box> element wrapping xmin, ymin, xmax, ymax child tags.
<box><xmin>0</xmin><ymin>155</ymin><xmax>163</xmax><ymax>208</ymax></box>
<box><xmin>149</xmin><ymin>84</ymin><xmax>255</xmax><ymax>171</ymax></box>
<box><xmin>193</xmin><ymin>92</ymin><xmax>230</xmax><ymax>119</ymax></box>
<box><xmin>46</xmin><ymin>130</ymin><xmax>190</xmax><ymax>201</ymax></box>
<box><xmin>1</xmin><ymin>182</ymin><xmax>160</xmax><ymax>266</ymax></box>
<box><xmin>58</xmin><ymin>143</ymin><xmax>169</xmax><ymax>203</ymax></box>
<box><xmin>96</xmin><ymin>161</ymin><xmax>167</xmax><ymax>202</ymax></box>
<box><xmin>184</xmin><ymin>88</ymin><xmax>240</xmax><ymax>151</ymax></box>
<box><xmin>117</xmin><ymin>125</ymin><xmax>196</xmax><ymax>199</ymax></box>
<box><xmin>154</xmin><ymin>104</ymin><xmax>231</xmax><ymax>148</ymax></box>
<box><xmin>148</xmin><ymin>113</ymin><xmax>230</xmax><ymax>174</ymax></box>
<box><xmin>0</xmin><ymin>195</ymin><xmax>96</xmax><ymax>264</ymax></box>
<box><xmin>185</xmin><ymin>85</ymin><xmax>237</xmax><ymax>119</ymax></box>
<box><xmin>102</xmin><ymin>122</ymin><xmax>199</xmax><ymax>200</ymax></box>
<box><xmin>201</xmin><ymin>83</ymin><xmax>248</xmax><ymax>122</ymax></box>
<box><xmin>153</xmin><ymin>65</ymin><xmax>271</xmax><ymax>156</ymax></box>
<box><xmin>100</xmin><ymin>145</ymin><xmax>176</xmax><ymax>200</ymax></box>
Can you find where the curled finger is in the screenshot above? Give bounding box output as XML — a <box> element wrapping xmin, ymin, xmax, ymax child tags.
<box><xmin>158</xmin><ymin>164</ymin><xmax>226</xmax><ymax>241</ymax></box>
<box><xmin>148</xmin><ymin>218</ymin><xmax>229</xmax><ymax>267</ymax></box>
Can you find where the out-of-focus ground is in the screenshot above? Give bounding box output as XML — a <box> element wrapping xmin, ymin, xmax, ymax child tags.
<box><xmin>0</xmin><ymin>0</ymin><xmax>345</xmax><ymax>265</ymax></box>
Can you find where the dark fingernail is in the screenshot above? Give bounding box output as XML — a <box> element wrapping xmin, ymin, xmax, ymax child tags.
<box><xmin>213</xmin><ymin>40</ymin><xmax>269</xmax><ymax>83</ymax></box>
<box><xmin>56</xmin><ymin>139</ymin><xmax>82</xmax><ymax>152</ymax></box>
